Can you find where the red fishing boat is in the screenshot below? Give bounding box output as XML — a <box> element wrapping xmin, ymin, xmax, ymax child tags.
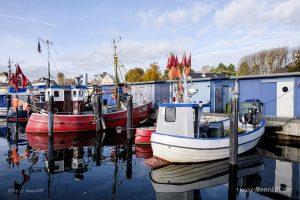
<box><xmin>134</xmin><ymin>127</ymin><xmax>156</xmax><ymax>145</ymax></box>
<box><xmin>26</xmin><ymin>38</ymin><xmax>153</xmax><ymax>134</ymax></box>
<box><xmin>25</xmin><ymin>85</ymin><xmax>152</xmax><ymax>133</ymax></box>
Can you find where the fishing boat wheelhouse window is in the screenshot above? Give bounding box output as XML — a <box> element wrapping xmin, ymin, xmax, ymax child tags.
<box><xmin>73</xmin><ymin>91</ymin><xmax>77</xmax><ymax>97</ymax></box>
<box><xmin>54</xmin><ymin>91</ymin><xmax>59</xmax><ymax>97</ymax></box>
<box><xmin>165</xmin><ymin>107</ymin><xmax>176</xmax><ymax>122</ymax></box>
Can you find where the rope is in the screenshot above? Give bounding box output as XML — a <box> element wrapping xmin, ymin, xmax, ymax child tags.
<box><xmin>52</xmin><ymin>46</ymin><xmax>72</xmax><ymax>79</ymax></box>
<box><xmin>40</xmin><ymin>50</ymin><xmax>48</xmax><ymax>77</ymax></box>
<box><xmin>118</xmin><ymin>60</ymin><xmax>149</xmax><ymax>102</ymax></box>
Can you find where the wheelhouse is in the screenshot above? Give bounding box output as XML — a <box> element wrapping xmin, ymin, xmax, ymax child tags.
<box><xmin>156</xmin><ymin>103</ymin><xmax>201</xmax><ymax>138</ymax></box>
<box><xmin>45</xmin><ymin>85</ymin><xmax>87</xmax><ymax>114</ymax></box>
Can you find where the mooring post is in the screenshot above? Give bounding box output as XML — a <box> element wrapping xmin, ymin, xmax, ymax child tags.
<box><xmin>27</xmin><ymin>95</ymin><xmax>31</xmax><ymax>118</ymax></box>
<box><xmin>229</xmin><ymin>97</ymin><xmax>238</xmax><ymax>165</ymax></box>
<box><xmin>48</xmin><ymin>95</ymin><xmax>54</xmax><ymax>173</ymax></box>
<box><xmin>228</xmin><ymin>81</ymin><xmax>239</xmax><ymax>200</ymax></box>
<box><xmin>127</xmin><ymin>95</ymin><xmax>133</xmax><ymax>142</ymax></box>
<box><xmin>94</xmin><ymin>94</ymin><xmax>103</xmax><ymax>135</ymax></box>
<box><xmin>94</xmin><ymin>94</ymin><xmax>103</xmax><ymax>166</ymax></box>
<box><xmin>15</xmin><ymin>95</ymin><xmax>19</xmax><ymax>142</ymax></box>
<box><xmin>6</xmin><ymin>94</ymin><xmax>11</xmax><ymax>133</ymax></box>
<box><xmin>126</xmin><ymin>95</ymin><xmax>133</xmax><ymax>179</ymax></box>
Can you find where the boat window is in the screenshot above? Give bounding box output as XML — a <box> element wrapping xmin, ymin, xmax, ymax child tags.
<box><xmin>165</xmin><ymin>107</ymin><xmax>176</xmax><ymax>122</ymax></box>
<box><xmin>73</xmin><ymin>91</ymin><xmax>77</xmax><ymax>97</ymax></box>
<box><xmin>79</xmin><ymin>91</ymin><xmax>83</xmax><ymax>97</ymax></box>
<box><xmin>54</xmin><ymin>91</ymin><xmax>59</xmax><ymax>97</ymax></box>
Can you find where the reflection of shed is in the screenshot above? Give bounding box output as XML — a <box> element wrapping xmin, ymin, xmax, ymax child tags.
<box><xmin>237</xmin><ymin>73</ymin><xmax>300</xmax><ymax>118</ymax></box>
<box><xmin>210</xmin><ymin>78</ymin><xmax>235</xmax><ymax>113</ymax></box>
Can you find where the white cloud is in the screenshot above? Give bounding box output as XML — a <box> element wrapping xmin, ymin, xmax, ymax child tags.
<box><xmin>63</xmin><ymin>40</ymin><xmax>188</xmax><ymax>76</ymax></box>
<box><xmin>138</xmin><ymin>2</ymin><xmax>214</xmax><ymax>28</ymax></box>
<box><xmin>193</xmin><ymin>28</ymin><xmax>300</xmax><ymax>68</ymax></box>
<box><xmin>215</xmin><ymin>0</ymin><xmax>300</xmax><ymax>29</ymax></box>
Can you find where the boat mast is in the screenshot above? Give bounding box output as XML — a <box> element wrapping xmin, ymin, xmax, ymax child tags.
<box><xmin>8</xmin><ymin>58</ymin><xmax>12</xmax><ymax>80</ymax></box>
<box><xmin>113</xmin><ymin>38</ymin><xmax>121</xmax><ymax>109</ymax></box>
<box><xmin>46</xmin><ymin>40</ymin><xmax>51</xmax><ymax>88</ymax></box>
<box><xmin>38</xmin><ymin>38</ymin><xmax>52</xmax><ymax>88</ymax></box>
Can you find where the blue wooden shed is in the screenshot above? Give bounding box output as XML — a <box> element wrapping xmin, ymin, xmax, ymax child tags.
<box><xmin>189</xmin><ymin>79</ymin><xmax>211</xmax><ymax>112</ymax></box>
<box><xmin>237</xmin><ymin>73</ymin><xmax>300</xmax><ymax>118</ymax></box>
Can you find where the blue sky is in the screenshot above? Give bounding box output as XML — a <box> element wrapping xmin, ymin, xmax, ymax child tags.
<box><xmin>0</xmin><ymin>0</ymin><xmax>299</xmax><ymax>80</ymax></box>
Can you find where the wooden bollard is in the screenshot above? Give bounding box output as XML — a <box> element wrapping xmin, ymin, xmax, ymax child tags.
<box><xmin>15</xmin><ymin>95</ymin><xmax>19</xmax><ymax>143</ymax></box>
<box><xmin>126</xmin><ymin>95</ymin><xmax>133</xmax><ymax>179</ymax></box>
<box><xmin>48</xmin><ymin>95</ymin><xmax>54</xmax><ymax>173</ymax></box>
<box><xmin>6</xmin><ymin>95</ymin><xmax>10</xmax><ymax>134</ymax></box>
<box><xmin>126</xmin><ymin>95</ymin><xmax>133</xmax><ymax>141</ymax></box>
<box><xmin>94</xmin><ymin>95</ymin><xmax>102</xmax><ymax>135</ymax></box>
<box><xmin>229</xmin><ymin>97</ymin><xmax>238</xmax><ymax>165</ymax></box>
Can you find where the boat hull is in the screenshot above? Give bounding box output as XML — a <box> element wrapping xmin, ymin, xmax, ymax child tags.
<box><xmin>150</xmin><ymin>153</ymin><xmax>263</xmax><ymax>193</ymax></box>
<box><xmin>151</xmin><ymin>120</ymin><xmax>265</xmax><ymax>163</ymax></box>
<box><xmin>26</xmin><ymin>102</ymin><xmax>152</xmax><ymax>133</ymax></box>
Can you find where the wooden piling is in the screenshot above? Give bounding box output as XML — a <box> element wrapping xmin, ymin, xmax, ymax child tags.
<box><xmin>15</xmin><ymin>95</ymin><xmax>19</xmax><ymax>142</ymax></box>
<box><xmin>6</xmin><ymin>95</ymin><xmax>10</xmax><ymax>132</ymax></box>
<box><xmin>48</xmin><ymin>95</ymin><xmax>54</xmax><ymax>173</ymax></box>
<box><xmin>95</xmin><ymin>95</ymin><xmax>102</xmax><ymax>135</ymax></box>
<box><xmin>126</xmin><ymin>95</ymin><xmax>133</xmax><ymax>141</ymax></box>
<box><xmin>229</xmin><ymin>97</ymin><xmax>238</xmax><ymax>165</ymax></box>
<box><xmin>228</xmin><ymin>164</ymin><xmax>238</xmax><ymax>200</ymax></box>
<box><xmin>126</xmin><ymin>95</ymin><xmax>133</xmax><ymax>179</ymax></box>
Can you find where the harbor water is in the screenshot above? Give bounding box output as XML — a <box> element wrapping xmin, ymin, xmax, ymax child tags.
<box><xmin>0</xmin><ymin>121</ymin><xmax>299</xmax><ymax>200</ymax></box>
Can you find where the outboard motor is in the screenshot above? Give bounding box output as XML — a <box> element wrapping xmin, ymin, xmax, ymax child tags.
<box><xmin>239</xmin><ymin>107</ymin><xmax>263</xmax><ymax>126</ymax></box>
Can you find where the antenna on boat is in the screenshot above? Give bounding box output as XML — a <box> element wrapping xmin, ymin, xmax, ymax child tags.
<box><xmin>38</xmin><ymin>38</ymin><xmax>53</xmax><ymax>87</ymax></box>
<box><xmin>112</xmin><ymin>37</ymin><xmax>121</xmax><ymax>110</ymax></box>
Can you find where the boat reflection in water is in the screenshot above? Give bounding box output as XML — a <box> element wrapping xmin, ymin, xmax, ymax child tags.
<box><xmin>150</xmin><ymin>150</ymin><xmax>264</xmax><ymax>200</ymax></box>
<box><xmin>27</xmin><ymin>132</ymin><xmax>96</xmax><ymax>180</ymax></box>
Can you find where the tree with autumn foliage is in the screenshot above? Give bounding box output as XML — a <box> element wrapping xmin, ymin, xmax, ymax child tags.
<box><xmin>142</xmin><ymin>63</ymin><xmax>163</xmax><ymax>81</ymax></box>
<box><xmin>125</xmin><ymin>67</ymin><xmax>145</xmax><ymax>82</ymax></box>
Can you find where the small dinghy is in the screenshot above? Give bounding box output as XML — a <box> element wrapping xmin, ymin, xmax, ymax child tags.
<box><xmin>151</xmin><ymin>103</ymin><xmax>265</xmax><ymax>163</ymax></box>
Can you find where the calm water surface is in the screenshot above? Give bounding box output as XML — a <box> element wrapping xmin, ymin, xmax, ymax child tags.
<box><xmin>0</xmin><ymin>121</ymin><xmax>299</xmax><ymax>200</ymax></box>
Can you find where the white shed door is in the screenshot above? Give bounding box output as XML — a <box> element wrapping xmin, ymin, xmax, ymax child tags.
<box><xmin>277</xmin><ymin>80</ymin><xmax>294</xmax><ymax>118</ymax></box>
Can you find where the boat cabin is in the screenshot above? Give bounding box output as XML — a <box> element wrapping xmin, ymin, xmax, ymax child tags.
<box><xmin>45</xmin><ymin>85</ymin><xmax>87</xmax><ymax>114</ymax></box>
<box><xmin>156</xmin><ymin>103</ymin><xmax>201</xmax><ymax>138</ymax></box>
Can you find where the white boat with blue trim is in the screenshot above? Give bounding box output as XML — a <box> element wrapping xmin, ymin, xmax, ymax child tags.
<box><xmin>151</xmin><ymin>103</ymin><xmax>266</xmax><ymax>163</ymax></box>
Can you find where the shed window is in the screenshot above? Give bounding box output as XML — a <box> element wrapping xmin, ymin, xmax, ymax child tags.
<box><xmin>165</xmin><ymin>107</ymin><xmax>176</xmax><ymax>122</ymax></box>
<box><xmin>73</xmin><ymin>91</ymin><xmax>77</xmax><ymax>97</ymax></box>
<box><xmin>54</xmin><ymin>91</ymin><xmax>59</xmax><ymax>97</ymax></box>
<box><xmin>282</xmin><ymin>86</ymin><xmax>288</xmax><ymax>92</ymax></box>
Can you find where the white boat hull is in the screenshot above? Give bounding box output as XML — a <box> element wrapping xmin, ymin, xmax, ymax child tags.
<box><xmin>151</xmin><ymin>120</ymin><xmax>265</xmax><ymax>163</ymax></box>
<box><xmin>151</xmin><ymin>154</ymin><xmax>263</xmax><ymax>193</ymax></box>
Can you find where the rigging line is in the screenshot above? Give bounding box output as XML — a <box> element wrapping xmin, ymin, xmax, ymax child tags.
<box><xmin>40</xmin><ymin>51</ymin><xmax>48</xmax><ymax>77</ymax></box>
<box><xmin>117</xmin><ymin>59</ymin><xmax>148</xmax><ymax>102</ymax></box>
<box><xmin>49</xmin><ymin>53</ymin><xmax>61</xmax><ymax>78</ymax></box>
<box><xmin>52</xmin><ymin>45</ymin><xmax>72</xmax><ymax>79</ymax></box>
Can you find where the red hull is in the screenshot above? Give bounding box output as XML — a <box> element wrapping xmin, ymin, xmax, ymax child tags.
<box><xmin>134</xmin><ymin>127</ymin><xmax>156</xmax><ymax>145</ymax></box>
<box><xmin>135</xmin><ymin>146</ymin><xmax>153</xmax><ymax>159</ymax></box>
<box><xmin>26</xmin><ymin>102</ymin><xmax>152</xmax><ymax>134</ymax></box>
<box><xmin>8</xmin><ymin>118</ymin><xmax>28</xmax><ymax>123</ymax></box>
<box><xmin>26</xmin><ymin>132</ymin><xmax>95</xmax><ymax>151</ymax></box>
